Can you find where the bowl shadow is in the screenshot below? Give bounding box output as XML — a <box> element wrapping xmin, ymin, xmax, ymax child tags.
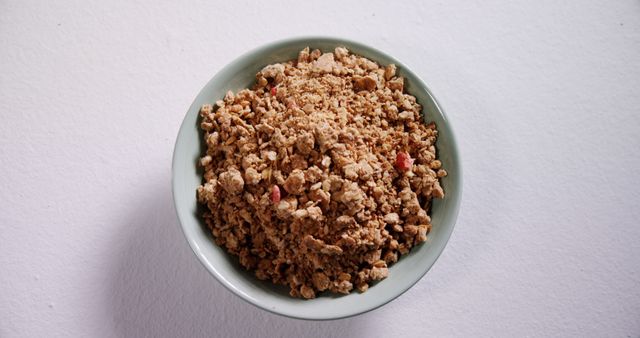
<box><xmin>107</xmin><ymin>179</ymin><xmax>364</xmax><ymax>337</ymax></box>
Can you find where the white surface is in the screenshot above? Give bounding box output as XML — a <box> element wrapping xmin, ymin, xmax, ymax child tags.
<box><xmin>1</xmin><ymin>0</ymin><xmax>639</xmax><ymax>337</ymax></box>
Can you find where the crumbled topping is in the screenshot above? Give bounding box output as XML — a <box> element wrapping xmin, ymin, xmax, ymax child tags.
<box><xmin>197</xmin><ymin>47</ymin><xmax>446</xmax><ymax>298</ymax></box>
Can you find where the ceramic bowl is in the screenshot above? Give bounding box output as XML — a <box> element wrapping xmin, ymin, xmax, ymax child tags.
<box><xmin>172</xmin><ymin>37</ymin><xmax>462</xmax><ymax>320</ymax></box>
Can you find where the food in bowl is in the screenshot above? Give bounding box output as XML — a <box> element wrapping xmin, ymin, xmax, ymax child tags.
<box><xmin>196</xmin><ymin>47</ymin><xmax>446</xmax><ymax>299</ymax></box>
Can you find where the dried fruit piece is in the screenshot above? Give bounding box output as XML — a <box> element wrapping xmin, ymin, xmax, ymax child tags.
<box><xmin>395</xmin><ymin>152</ymin><xmax>413</xmax><ymax>172</ymax></box>
<box><xmin>271</xmin><ymin>185</ymin><xmax>281</xmax><ymax>203</ymax></box>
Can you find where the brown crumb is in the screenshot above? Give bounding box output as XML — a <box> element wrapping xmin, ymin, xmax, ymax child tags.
<box><xmin>197</xmin><ymin>47</ymin><xmax>446</xmax><ymax>298</ymax></box>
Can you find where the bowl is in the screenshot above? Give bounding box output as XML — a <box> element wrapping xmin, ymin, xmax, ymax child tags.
<box><xmin>172</xmin><ymin>37</ymin><xmax>462</xmax><ymax>320</ymax></box>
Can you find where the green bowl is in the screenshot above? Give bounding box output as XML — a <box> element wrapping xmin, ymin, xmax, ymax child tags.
<box><xmin>172</xmin><ymin>37</ymin><xmax>462</xmax><ymax>320</ymax></box>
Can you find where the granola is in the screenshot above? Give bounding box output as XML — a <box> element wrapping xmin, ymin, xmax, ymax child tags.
<box><xmin>197</xmin><ymin>47</ymin><xmax>446</xmax><ymax>298</ymax></box>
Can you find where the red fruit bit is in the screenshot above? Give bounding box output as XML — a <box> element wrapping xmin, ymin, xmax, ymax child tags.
<box><xmin>395</xmin><ymin>152</ymin><xmax>413</xmax><ymax>172</ymax></box>
<box><xmin>271</xmin><ymin>185</ymin><xmax>281</xmax><ymax>203</ymax></box>
<box><xmin>270</xmin><ymin>86</ymin><xmax>277</xmax><ymax>96</ymax></box>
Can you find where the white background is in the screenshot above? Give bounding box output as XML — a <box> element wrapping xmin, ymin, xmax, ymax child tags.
<box><xmin>1</xmin><ymin>1</ymin><xmax>639</xmax><ymax>337</ymax></box>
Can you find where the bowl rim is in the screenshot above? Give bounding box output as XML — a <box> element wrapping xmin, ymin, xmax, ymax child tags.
<box><xmin>172</xmin><ymin>36</ymin><xmax>462</xmax><ymax>320</ymax></box>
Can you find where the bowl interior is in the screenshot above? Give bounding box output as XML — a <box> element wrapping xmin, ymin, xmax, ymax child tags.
<box><xmin>172</xmin><ymin>37</ymin><xmax>462</xmax><ymax>320</ymax></box>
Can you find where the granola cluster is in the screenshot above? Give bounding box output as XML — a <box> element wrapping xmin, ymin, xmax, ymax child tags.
<box><xmin>197</xmin><ymin>47</ymin><xmax>446</xmax><ymax>298</ymax></box>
